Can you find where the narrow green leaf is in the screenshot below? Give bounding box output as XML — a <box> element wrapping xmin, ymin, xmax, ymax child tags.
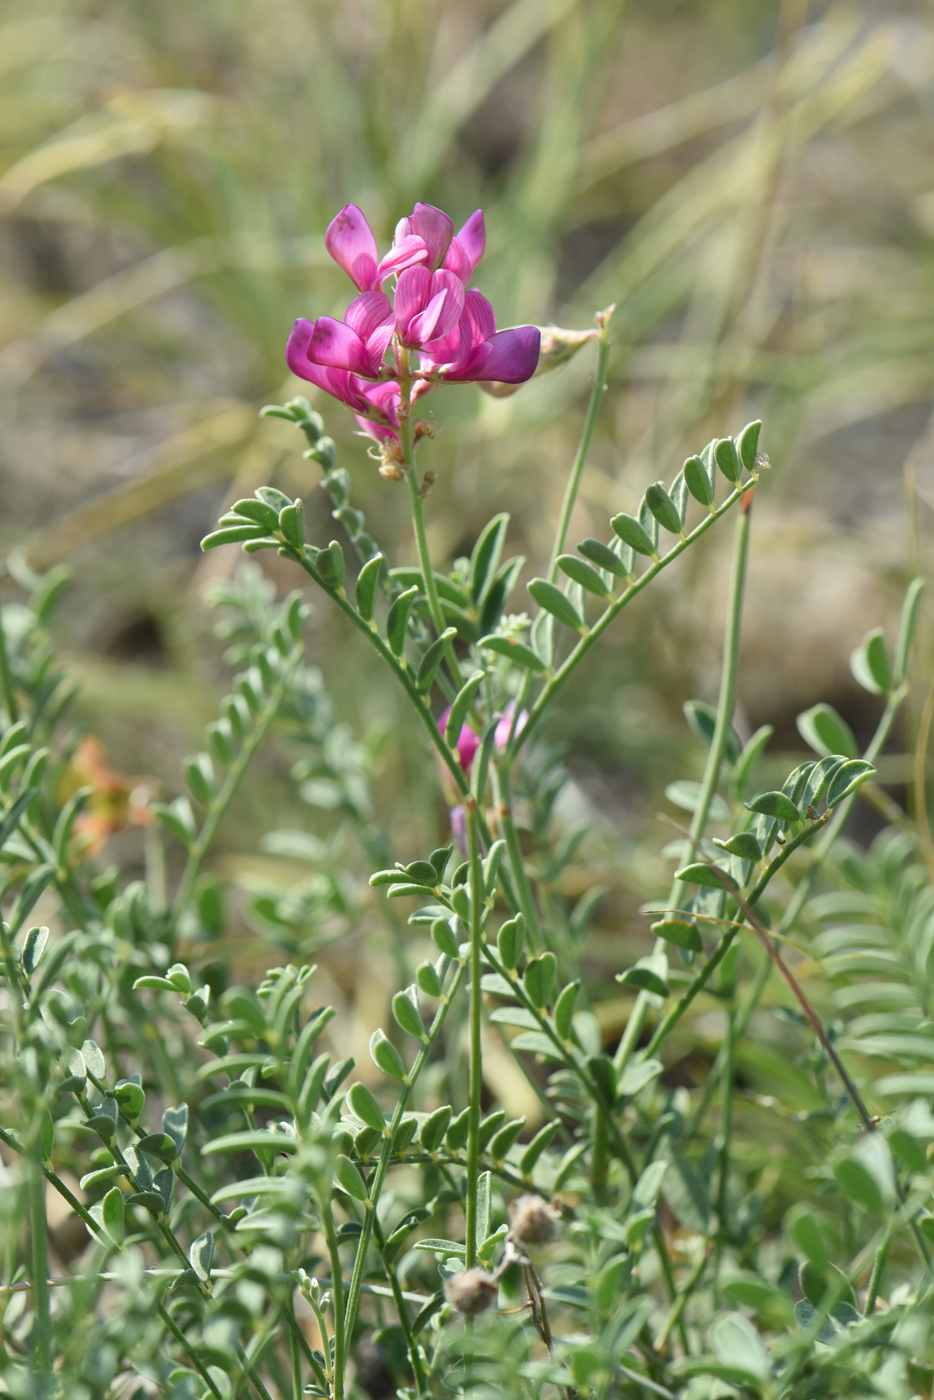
<box><xmin>489</xmin><ymin>1118</ymin><xmax>525</xmax><ymax>1161</ymax></box>
<box><xmin>201</xmin><ymin>1130</ymin><xmax>297</xmax><ymax>1156</ymax></box>
<box><xmin>201</xmin><ymin>525</ymin><xmax>271</xmax><ymax>550</ymax></box>
<box><xmin>446</xmin><ymin>1108</ymin><xmax>471</xmax><ymax>1152</ymax></box>
<box><xmin>895</xmin><ymin>578</ymin><xmax>924</xmax><ymax>682</ymax></box>
<box><xmin>386</xmin><ymin>585</ymin><xmax>419</xmax><ymax>656</ymax></box>
<box><xmin>850</xmin><ymin>628</ymin><xmax>892</xmax><ymax>695</ymax></box>
<box><xmin>184</xmin><ymin>753</ymin><xmax>216</xmax><ymax>806</ymax></box>
<box><xmin>445</xmin><ymin>671</ymin><xmax>485</xmax><ymax>748</ymax></box>
<box><xmin>825</xmin><ymin>759</ymin><xmax>875</xmax><ymax>807</ymax></box>
<box><xmin>369</xmin><ymin>1029</ymin><xmax>407</xmax><ymax>1082</ymax></box>
<box><xmin>415</xmin><ymin>961</ymin><xmax>442</xmax><ymax>997</ymax></box>
<box><xmin>710</xmin><ymin>1313</ymin><xmax>769</xmax><ymax>1382</ymax></box>
<box><xmin>553</xmin><ymin>981</ymin><xmax>579</xmax><ymax>1040</ymax></box>
<box><xmin>417</xmin><ymin>627</ymin><xmax>458</xmax><ymax>691</ymax></box>
<box><xmin>335</xmin><ymin>1154</ymin><xmax>369</xmax><ymax>1203</ymax></box>
<box><xmin>7</xmin><ymin>865</ymin><xmax>56</xmax><ymax>935</ymax></box>
<box><xmin>651</xmin><ymin>919</ymin><xmax>703</xmax><ymax>953</ymax></box>
<box><xmin>420</xmin><ymin>1106</ymin><xmax>452</xmax><ymax>1153</ymax></box>
<box><xmin>497</xmin><ymin>915</ymin><xmax>525</xmax><ymax>970</ymax></box>
<box><xmin>745</xmin><ymin>790</ymin><xmax>801</xmax><ymax>822</ymax></box>
<box><xmin>189</xmin><ymin>1231</ymin><xmax>214</xmax><ymax>1283</ymax></box>
<box><xmin>610</xmin><ymin>513</ymin><xmax>656</xmax><ymax>557</ymax></box>
<box><xmin>713</xmin><ymin>832</ymin><xmax>762</xmax><ymax>862</ymax></box>
<box><xmin>162</xmin><ymin>1104</ymin><xmax>188</xmax><ymax>1155</ymax></box>
<box><xmin>577</xmin><ymin>538</ymin><xmax>630</xmax><ymax>578</ymax></box>
<box><xmin>477</xmin><ymin>633</ymin><xmax>548</xmax><ymax>673</ymax></box>
<box><xmin>230</xmin><ymin>497</ymin><xmax>279</xmax><ymax>527</ymax></box>
<box><xmin>519</xmin><ymin>1122</ymin><xmax>559</xmax><ymax>1174</ymax></box>
<box><xmin>137</xmin><ymin>1132</ymin><xmax>178</xmax><ymax>1164</ymax></box>
<box><xmin>392</xmin><ymin>988</ymin><xmax>426</xmax><ymax>1040</ymax></box>
<box><xmin>644</xmin><ymin>482</ymin><xmax>684</xmax><ymax>535</ymax></box>
<box><xmin>674</xmin><ymin>862</ymin><xmax>738</xmax><ymax>891</ymax></box>
<box><xmin>683</xmin><ymin>454</ymin><xmax>715</xmax><ymax>507</ymax></box>
<box><xmin>255</xmin><ymin>485</ymin><xmax>295</xmax><ymax>512</ymax></box>
<box><xmin>278</xmin><ymin>499</ymin><xmax>305</xmax><ymax>546</ymax></box>
<box><xmin>20</xmin><ymin>925</ymin><xmax>49</xmax><ymax>977</ymax></box>
<box><xmin>523</xmin><ymin>952</ymin><xmax>557</xmax><ymax>1009</ymax></box>
<box><xmin>616</xmin><ymin>967</ymin><xmax>669</xmax><ymax>998</ymax></box>
<box><xmin>101</xmin><ymin>1187</ymin><xmax>124</xmax><ymax>1246</ymax></box>
<box><xmin>353</xmin><ymin>552</ymin><xmax>384</xmax><ymax>624</ymax></box>
<box><xmin>797</xmin><ymin>703</ymin><xmax>858</xmax><ymax>760</ymax></box>
<box><xmin>557</xmin><ymin>554</ymin><xmax>612</xmax><ymax>597</ymax></box>
<box><xmin>683</xmin><ymin>699</ymin><xmax>742</xmax><ymax>763</ymax></box>
<box><xmin>735</xmin><ymin>420</ymin><xmax>762</xmax><ymax>472</ymax></box>
<box><xmin>470</xmin><ymin>513</ymin><xmax>509</xmax><ymax>605</ymax></box>
<box><xmin>527</xmin><ymin>578</ymin><xmax>583</xmax><ymax>631</ymax></box>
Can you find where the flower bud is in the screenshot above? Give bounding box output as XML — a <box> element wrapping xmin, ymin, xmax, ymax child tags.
<box><xmin>507</xmin><ymin>1194</ymin><xmax>561</xmax><ymax>1245</ymax></box>
<box><xmin>444</xmin><ymin>1267</ymin><xmax>497</xmax><ymax>1315</ymax></box>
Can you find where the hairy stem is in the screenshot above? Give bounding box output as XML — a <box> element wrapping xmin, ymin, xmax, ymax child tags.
<box><xmin>465</xmin><ymin>796</ymin><xmax>484</xmax><ymax>1269</ymax></box>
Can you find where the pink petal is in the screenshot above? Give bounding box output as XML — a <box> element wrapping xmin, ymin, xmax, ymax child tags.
<box><xmin>325</xmin><ymin>205</ymin><xmax>379</xmax><ymax>291</ymax></box>
<box><xmin>438</xmin><ymin>707</ymin><xmax>481</xmax><ymax>771</ymax></box>
<box><xmin>308</xmin><ymin>317</ymin><xmax>373</xmax><ymax>376</ymax></box>
<box><xmin>443</xmin><ymin>210</ymin><xmax>485</xmax><ymax>283</ymax></box>
<box><xmin>444</xmin><ymin>325</ymin><xmax>540</xmax><ymax>384</ymax></box>
<box><xmin>354</xmin><ymin>414</ymin><xmax>399</xmax><ymax>444</ymax></box>
<box><xmin>394</xmin><ymin>265</ymin><xmax>431</xmax><ymax>335</ymax></box>
<box><xmin>345</xmin><ymin>290</ymin><xmax>392</xmax><ymax>341</ymax></box>
<box><xmin>286</xmin><ymin>318</ymin><xmax>315</xmax><ymax>377</ymax></box>
<box><xmin>376</xmin><ymin>234</ymin><xmax>428</xmax><ymax>285</ymax></box>
<box><xmin>409</xmin><ymin>203</ymin><xmax>454</xmax><ymax>271</ymax></box>
<box><xmin>364</xmin><ymin>319</ymin><xmax>395</xmax><ymax>373</ymax></box>
<box><xmin>407</xmin><ymin>272</ymin><xmax>465</xmax><ymax>349</ymax></box>
<box><xmin>461</xmin><ymin>289</ymin><xmax>496</xmax><ymax>347</ymax></box>
<box><xmin>408</xmin><ymin>288</ymin><xmax>450</xmax><ymax>346</ymax></box>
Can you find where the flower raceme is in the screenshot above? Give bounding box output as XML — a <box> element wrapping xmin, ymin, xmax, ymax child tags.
<box><xmin>286</xmin><ymin>202</ymin><xmax>541</xmax><ymax>454</ymax></box>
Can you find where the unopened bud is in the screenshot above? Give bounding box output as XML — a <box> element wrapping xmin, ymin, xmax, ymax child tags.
<box><xmin>508</xmin><ymin>1194</ymin><xmax>561</xmax><ymax>1245</ymax></box>
<box><xmin>444</xmin><ymin>1267</ymin><xmax>497</xmax><ymax>1315</ymax></box>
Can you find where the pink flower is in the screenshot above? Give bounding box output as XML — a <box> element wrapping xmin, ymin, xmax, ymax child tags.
<box><xmin>438</xmin><ymin>706</ymin><xmax>481</xmax><ymax>774</ymax></box>
<box><xmin>325</xmin><ymin>205</ymin><xmax>428</xmax><ymax>291</ymax></box>
<box><xmin>287</xmin><ymin>201</ymin><xmax>540</xmax><ymax>450</ymax></box>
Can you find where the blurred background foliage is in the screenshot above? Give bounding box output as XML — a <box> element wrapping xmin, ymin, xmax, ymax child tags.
<box><xmin>0</xmin><ymin>0</ymin><xmax>932</xmax><ymax>997</ymax></box>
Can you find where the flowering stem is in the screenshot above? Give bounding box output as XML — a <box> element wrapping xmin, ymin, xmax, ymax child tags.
<box><xmin>399</xmin><ymin>384</ymin><xmax>463</xmax><ymax>688</ymax></box>
<box><xmin>464</xmin><ymin>795</ymin><xmax>484</xmax><ymax>1270</ymax></box>
<box><xmin>547</xmin><ymin>309</ymin><xmax>613</xmax><ymax>583</ymax></box>
<box><xmin>615</xmin><ymin>494</ymin><xmax>752</xmax><ymax>1073</ymax></box>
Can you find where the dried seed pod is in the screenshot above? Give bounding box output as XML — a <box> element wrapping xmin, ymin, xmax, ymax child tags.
<box><xmin>508</xmin><ymin>1194</ymin><xmax>561</xmax><ymax>1245</ymax></box>
<box><xmin>444</xmin><ymin>1267</ymin><xmax>497</xmax><ymax>1315</ymax></box>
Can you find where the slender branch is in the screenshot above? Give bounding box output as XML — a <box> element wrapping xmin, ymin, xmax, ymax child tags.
<box><xmin>465</xmin><ymin>796</ymin><xmax>484</xmax><ymax>1270</ymax></box>
<box><xmin>547</xmin><ymin>310</ymin><xmax>613</xmax><ymax>581</ymax></box>
<box><xmin>509</xmin><ymin>477</ymin><xmax>755</xmax><ymax>762</ymax></box>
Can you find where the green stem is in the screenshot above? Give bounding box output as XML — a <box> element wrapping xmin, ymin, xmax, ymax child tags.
<box><xmin>492</xmin><ymin>761</ymin><xmax>542</xmax><ymax>953</ymax></box>
<box><xmin>171</xmin><ymin>651</ymin><xmax>301</xmax><ymax>928</ymax></box>
<box><xmin>400</xmin><ymin>383</ymin><xmax>463</xmax><ymax>688</ymax></box>
<box><xmin>547</xmin><ymin>311</ymin><xmax>613</xmax><ymax>582</ymax></box>
<box><xmin>656</xmin><ymin>1248</ymin><xmax>710</xmax><ymax>1353</ymax></box>
<box><xmin>864</xmin><ymin>1228</ymin><xmax>893</xmax><ymax>1316</ymax></box>
<box><xmin>321</xmin><ymin>1200</ymin><xmax>347</xmax><ymax>1400</ymax></box>
<box><xmin>510</xmin><ymin>478</ymin><xmax>754</xmax><ymax>764</ymax></box>
<box><xmin>715</xmin><ymin>996</ymin><xmax>736</xmax><ymax>1256</ymax></box>
<box><xmin>158</xmin><ymin>1302</ymin><xmax>223</xmax><ymax>1399</ymax></box>
<box><xmin>0</xmin><ymin>576</ymin><xmax>19</xmax><ymax>725</ymax></box>
<box><xmin>465</xmin><ymin>797</ymin><xmax>484</xmax><ymax>1270</ymax></box>
<box><xmin>373</xmin><ymin>1217</ymin><xmax>427</xmax><ymax>1395</ymax></box>
<box><xmin>28</xmin><ymin>1161</ymin><xmax>51</xmax><ymax>1377</ymax></box>
<box><xmin>340</xmin><ymin>961</ymin><xmax>466</xmax><ymax>1373</ymax></box>
<box><xmin>616</xmin><ymin>494</ymin><xmax>752</xmax><ymax>1073</ymax></box>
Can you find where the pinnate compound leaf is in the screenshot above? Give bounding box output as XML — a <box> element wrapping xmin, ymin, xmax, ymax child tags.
<box><xmin>527</xmin><ymin>578</ymin><xmax>583</xmax><ymax>631</ymax></box>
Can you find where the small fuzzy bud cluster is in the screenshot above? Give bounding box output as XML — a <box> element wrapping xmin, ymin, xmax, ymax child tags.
<box><xmin>507</xmin><ymin>1194</ymin><xmax>561</xmax><ymax>1245</ymax></box>
<box><xmin>443</xmin><ymin>1267</ymin><xmax>498</xmax><ymax>1315</ymax></box>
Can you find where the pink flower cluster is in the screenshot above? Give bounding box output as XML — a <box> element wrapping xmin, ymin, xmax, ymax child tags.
<box><xmin>286</xmin><ymin>203</ymin><xmax>541</xmax><ymax>449</ymax></box>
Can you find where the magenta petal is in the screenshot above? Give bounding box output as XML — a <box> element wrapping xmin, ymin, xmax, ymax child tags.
<box><xmin>308</xmin><ymin>317</ymin><xmax>371</xmax><ymax>376</ymax></box>
<box><xmin>428</xmin><ymin>271</ymin><xmax>464</xmax><ymax>341</ymax></box>
<box><xmin>286</xmin><ymin>318</ymin><xmax>315</xmax><ymax>377</ymax></box>
<box><xmin>354</xmin><ymin>414</ymin><xmax>399</xmax><ymax>444</ymax></box>
<box><xmin>443</xmin><ymin>210</ymin><xmax>485</xmax><ymax>283</ymax></box>
<box><xmin>456</xmin><ymin>210</ymin><xmax>485</xmax><ymax>271</ymax></box>
<box><xmin>394</xmin><ymin>265</ymin><xmax>431</xmax><ymax>335</ymax></box>
<box><xmin>345</xmin><ymin>290</ymin><xmax>392</xmax><ymax>341</ymax></box>
<box><xmin>364</xmin><ymin>320</ymin><xmax>394</xmax><ymax>372</ymax></box>
<box><xmin>377</xmin><ymin>234</ymin><xmax>428</xmax><ymax>285</ymax></box>
<box><xmin>461</xmin><ymin>289</ymin><xmax>496</xmax><ymax>347</ymax></box>
<box><xmin>446</xmin><ymin>325</ymin><xmax>541</xmax><ymax>384</ymax></box>
<box><xmin>409</xmin><ymin>203</ymin><xmax>455</xmax><ymax>271</ymax></box>
<box><xmin>325</xmin><ymin>205</ymin><xmax>379</xmax><ymax>291</ymax></box>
